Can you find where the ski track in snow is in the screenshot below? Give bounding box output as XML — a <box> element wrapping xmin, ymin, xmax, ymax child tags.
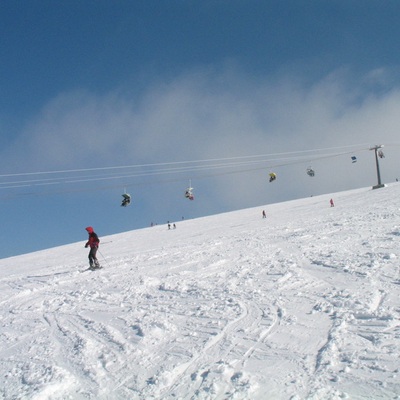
<box><xmin>1</xmin><ymin>185</ymin><xmax>400</xmax><ymax>399</ymax></box>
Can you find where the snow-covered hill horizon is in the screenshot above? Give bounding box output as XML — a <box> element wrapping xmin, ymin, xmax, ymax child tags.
<box><xmin>1</xmin><ymin>184</ymin><xmax>399</xmax><ymax>399</ymax></box>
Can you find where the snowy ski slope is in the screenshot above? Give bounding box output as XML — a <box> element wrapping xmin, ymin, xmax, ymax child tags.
<box><xmin>1</xmin><ymin>184</ymin><xmax>399</xmax><ymax>399</ymax></box>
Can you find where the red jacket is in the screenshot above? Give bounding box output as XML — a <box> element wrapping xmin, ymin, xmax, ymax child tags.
<box><xmin>85</xmin><ymin>227</ymin><xmax>100</xmax><ymax>248</ymax></box>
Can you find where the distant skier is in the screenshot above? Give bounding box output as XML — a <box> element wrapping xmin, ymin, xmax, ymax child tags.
<box><xmin>85</xmin><ymin>226</ymin><xmax>100</xmax><ymax>268</ymax></box>
<box><xmin>330</xmin><ymin>199</ymin><xmax>335</xmax><ymax>207</ymax></box>
<box><xmin>262</xmin><ymin>210</ymin><xmax>266</xmax><ymax>218</ymax></box>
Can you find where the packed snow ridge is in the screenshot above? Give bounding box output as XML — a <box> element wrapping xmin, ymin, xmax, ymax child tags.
<box><xmin>1</xmin><ymin>185</ymin><xmax>400</xmax><ymax>400</ymax></box>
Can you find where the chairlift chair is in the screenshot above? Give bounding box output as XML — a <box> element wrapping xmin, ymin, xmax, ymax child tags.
<box><xmin>185</xmin><ymin>179</ymin><xmax>194</xmax><ymax>200</ymax></box>
<box><xmin>121</xmin><ymin>193</ymin><xmax>131</xmax><ymax>207</ymax></box>
<box><xmin>185</xmin><ymin>188</ymin><xmax>194</xmax><ymax>200</ymax></box>
<box><xmin>306</xmin><ymin>167</ymin><xmax>315</xmax><ymax>177</ymax></box>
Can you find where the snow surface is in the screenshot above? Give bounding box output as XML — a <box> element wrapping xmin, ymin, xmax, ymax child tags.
<box><xmin>1</xmin><ymin>184</ymin><xmax>400</xmax><ymax>400</ymax></box>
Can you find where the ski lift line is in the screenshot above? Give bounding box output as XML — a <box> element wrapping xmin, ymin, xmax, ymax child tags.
<box><xmin>0</xmin><ymin>158</ymin><xmax>299</xmax><ymax>187</ymax></box>
<box><xmin>0</xmin><ymin>164</ymin><xmax>291</xmax><ymax>199</ymax></box>
<box><xmin>0</xmin><ymin>147</ymin><xmax>373</xmax><ymax>200</ymax></box>
<box><xmin>189</xmin><ymin>149</ymin><xmax>362</xmax><ymax>181</ymax></box>
<box><xmin>0</xmin><ymin>151</ymin><xmax>352</xmax><ymax>189</ymax></box>
<box><xmin>0</xmin><ymin>158</ymin><xmax>271</xmax><ymax>184</ymax></box>
<box><xmin>172</xmin><ymin>151</ymin><xmax>349</xmax><ymax>181</ymax></box>
<box><xmin>0</xmin><ymin>184</ymin><xmax>32</xmax><ymax>190</ymax></box>
<box><xmin>1</xmin><ymin>147</ymin><xmax>369</xmax><ymax>186</ymax></box>
<box><xmin>0</xmin><ymin>143</ymin><xmax>372</xmax><ymax>179</ymax></box>
<box><xmin>1</xmin><ymin>166</ymin><xmax>272</xmax><ymax>198</ymax></box>
<box><xmin>0</xmin><ymin>164</ymin><xmax>302</xmax><ymax>198</ymax></box>
<box><xmin>0</xmin><ymin>153</ymin><xmax>326</xmax><ymax>185</ymax></box>
<box><xmin>1</xmin><ymin>147</ymin><xmax>372</xmax><ymax>192</ymax></box>
<box><xmin>0</xmin><ymin>175</ymin><xmax>75</xmax><ymax>186</ymax></box>
<box><xmin>2</xmin><ymin>160</ymin><xmax>269</xmax><ymax>188</ymax></box>
<box><xmin>0</xmin><ymin>148</ymin><xmax>367</xmax><ymax>190</ymax></box>
<box><xmin>0</xmin><ymin>173</ymin><xmax>202</xmax><ymax>199</ymax></box>
<box><xmin>0</xmin><ymin>145</ymin><xmax>372</xmax><ymax>193</ymax></box>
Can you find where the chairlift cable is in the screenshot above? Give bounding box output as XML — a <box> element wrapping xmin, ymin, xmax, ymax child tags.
<box><xmin>0</xmin><ymin>143</ymin><xmax>372</xmax><ymax>179</ymax></box>
<box><xmin>0</xmin><ymin>144</ymin><xmax>381</xmax><ymax>198</ymax></box>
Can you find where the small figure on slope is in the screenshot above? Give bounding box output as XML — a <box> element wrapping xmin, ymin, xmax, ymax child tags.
<box><xmin>330</xmin><ymin>198</ymin><xmax>335</xmax><ymax>207</ymax></box>
<box><xmin>85</xmin><ymin>226</ymin><xmax>100</xmax><ymax>269</ymax></box>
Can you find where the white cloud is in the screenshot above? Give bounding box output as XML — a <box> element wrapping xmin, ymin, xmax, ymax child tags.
<box><xmin>1</xmin><ymin>68</ymin><xmax>399</xmax><ymax>213</ymax></box>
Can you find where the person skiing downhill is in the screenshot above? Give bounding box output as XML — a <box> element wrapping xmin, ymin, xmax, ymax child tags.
<box><xmin>85</xmin><ymin>226</ymin><xmax>100</xmax><ymax>268</ymax></box>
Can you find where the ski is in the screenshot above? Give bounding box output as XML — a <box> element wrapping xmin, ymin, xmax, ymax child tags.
<box><xmin>81</xmin><ymin>266</ymin><xmax>103</xmax><ymax>272</ymax></box>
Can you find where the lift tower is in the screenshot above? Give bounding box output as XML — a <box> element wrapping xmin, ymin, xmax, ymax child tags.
<box><xmin>370</xmin><ymin>145</ymin><xmax>385</xmax><ymax>189</ymax></box>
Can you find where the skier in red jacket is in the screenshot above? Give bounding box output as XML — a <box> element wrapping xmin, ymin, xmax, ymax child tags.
<box><xmin>85</xmin><ymin>226</ymin><xmax>100</xmax><ymax>268</ymax></box>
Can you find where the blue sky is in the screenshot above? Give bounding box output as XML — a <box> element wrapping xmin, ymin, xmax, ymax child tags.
<box><xmin>1</xmin><ymin>1</ymin><xmax>400</xmax><ymax>259</ymax></box>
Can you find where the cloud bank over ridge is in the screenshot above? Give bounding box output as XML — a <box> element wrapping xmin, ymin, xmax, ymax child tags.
<box><xmin>2</xmin><ymin>67</ymin><xmax>399</xmax><ymax>211</ymax></box>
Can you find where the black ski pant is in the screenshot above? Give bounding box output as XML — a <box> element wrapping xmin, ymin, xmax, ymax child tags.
<box><xmin>88</xmin><ymin>247</ymin><xmax>99</xmax><ymax>266</ymax></box>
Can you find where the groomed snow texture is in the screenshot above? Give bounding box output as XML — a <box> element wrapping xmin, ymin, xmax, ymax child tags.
<box><xmin>1</xmin><ymin>185</ymin><xmax>400</xmax><ymax>399</ymax></box>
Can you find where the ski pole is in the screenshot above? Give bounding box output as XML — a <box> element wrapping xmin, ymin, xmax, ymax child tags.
<box><xmin>98</xmin><ymin>249</ymin><xmax>111</xmax><ymax>268</ymax></box>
